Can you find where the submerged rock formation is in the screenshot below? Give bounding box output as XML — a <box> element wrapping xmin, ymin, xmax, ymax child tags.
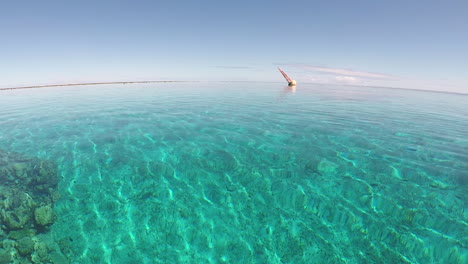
<box><xmin>0</xmin><ymin>150</ymin><xmax>58</xmax><ymax>198</ymax></box>
<box><xmin>0</xmin><ymin>150</ymin><xmax>67</xmax><ymax>263</ymax></box>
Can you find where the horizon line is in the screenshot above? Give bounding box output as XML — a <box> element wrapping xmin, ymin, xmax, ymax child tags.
<box><xmin>0</xmin><ymin>80</ymin><xmax>466</xmax><ymax>96</ymax></box>
<box><xmin>0</xmin><ymin>80</ymin><xmax>197</xmax><ymax>91</ymax></box>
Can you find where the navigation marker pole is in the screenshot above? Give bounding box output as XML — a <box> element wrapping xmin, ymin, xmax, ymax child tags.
<box><xmin>278</xmin><ymin>67</ymin><xmax>297</xmax><ymax>86</ymax></box>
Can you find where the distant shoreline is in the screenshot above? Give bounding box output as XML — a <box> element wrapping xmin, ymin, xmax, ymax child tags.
<box><xmin>0</xmin><ymin>81</ymin><xmax>466</xmax><ymax>96</ymax></box>
<box><xmin>0</xmin><ymin>81</ymin><xmax>194</xmax><ymax>91</ymax></box>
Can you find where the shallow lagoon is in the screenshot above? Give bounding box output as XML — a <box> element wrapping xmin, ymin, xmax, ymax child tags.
<box><xmin>0</xmin><ymin>83</ymin><xmax>466</xmax><ymax>263</ymax></box>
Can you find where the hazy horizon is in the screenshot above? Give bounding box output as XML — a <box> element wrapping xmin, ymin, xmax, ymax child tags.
<box><xmin>1</xmin><ymin>0</ymin><xmax>467</xmax><ymax>94</ymax></box>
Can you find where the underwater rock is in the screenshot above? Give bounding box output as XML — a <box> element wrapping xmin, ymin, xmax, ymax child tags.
<box><xmin>317</xmin><ymin>159</ymin><xmax>338</xmax><ymax>175</ymax></box>
<box><xmin>31</xmin><ymin>241</ymin><xmax>48</xmax><ymax>263</ymax></box>
<box><xmin>304</xmin><ymin>158</ymin><xmax>320</xmax><ymax>174</ymax></box>
<box><xmin>0</xmin><ymin>248</ymin><xmax>13</xmax><ymax>264</ymax></box>
<box><xmin>201</xmin><ymin>149</ymin><xmax>238</xmax><ymax>172</ymax></box>
<box><xmin>1</xmin><ymin>190</ymin><xmax>35</xmax><ymax>212</ymax></box>
<box><xmin>1</xmin><ymin>239</ymin><xmax>15</xmax><ymax>249</ymax></box>
<box><xmin>16</xmin><ymin>237</ymin><xmax>34</xmax><ymax>256</ymax></box>
<box><xmin>34</xmin><ymin>205</ymin><xmax>55</xmax><ymax>227</ymax></box>
<box><xmin>7</xmin><ymin>229</ymin><xmax>36</xmax><ymax>240</ymax></box>
<box><xmin>48</xmin><ymin>250</ymin><xmax>69</xmax><ymax>264</ymax></box>
<box><xmin>32</xmin><ymin>161</ymin><xmax>58</xmax><ymax>193</ymax></box>
<box><xmin>12</xmin><ymin>163</ymin><xmax>28</xmax><ymax>179</ymax></box>
<box><xmin>0</xmin><ymin>150</ymin><xmax>58</xmax><ymax>199</ymax></box>
<box><xmin>2</xmin><ymin>208</ymin><xmax>32</xmax><ymax>230</ymax></box>
<box><xmin>36</xmin><ymin>234</ymin><xmax>70</xmax><ymax>264</ymax></box>
<box><xmin>0</xmin><ymin>149</ymin><xmax>65</xmax><ymax>262</ymax></box>
<box><xmin>16</xmin><ymin>258</ymin><xmax>33</xmax><ymax>264</ymax></box>
<box><xmin>0</xmin><ymin>190</ymin><xmax>36</xmax><ymax>230</ymax></box>
<box><xmin>57</xmin><ymin>238</ymin><xmax>73</xmax><ymax>258</ymax></box>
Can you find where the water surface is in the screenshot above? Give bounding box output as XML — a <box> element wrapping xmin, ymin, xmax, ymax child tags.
<box><xmin>0</xmin><ymin>83</ymin><xmax>466</xmax><ymax>263</ymax></box>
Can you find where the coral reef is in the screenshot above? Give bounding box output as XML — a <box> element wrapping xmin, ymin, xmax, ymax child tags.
<box><xmin>34</xmin><ymin>205</ymin><xmax>55</xmax><ymax>227</ymax></box>
<box><xmin>0</xmin><ymin>150</ymin><xmax>68</xmax><ymax>263</ymax></box>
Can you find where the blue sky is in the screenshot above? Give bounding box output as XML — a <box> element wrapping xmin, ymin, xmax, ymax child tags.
<box><xmin>1</xmin><ymin>0</ymin><xmax>467</xmax><ymax>93</ymax></box>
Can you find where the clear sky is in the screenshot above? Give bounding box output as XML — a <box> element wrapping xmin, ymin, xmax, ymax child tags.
<box><xmin>1</xmin><ymin>0</ymin><xmax>467</xmax><ymax>93</ymax></box>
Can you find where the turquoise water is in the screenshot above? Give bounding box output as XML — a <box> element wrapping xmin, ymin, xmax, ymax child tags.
<box><xmin>0</xmin><ymin>83</ymin><xmax>466</xmax><ymax>263</ymax></box>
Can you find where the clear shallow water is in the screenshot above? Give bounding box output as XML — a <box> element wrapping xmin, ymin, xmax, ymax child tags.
<box><xmin>0</xmin><ymin>83</ymin><xmax>466</xmax><ymax>263</ymax></box>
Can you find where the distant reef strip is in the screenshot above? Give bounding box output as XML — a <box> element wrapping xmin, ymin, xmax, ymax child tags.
<box><xmin>0</xmin><ymin>81</ymin><xmax>195</xmax><ymax>91</ymax></box>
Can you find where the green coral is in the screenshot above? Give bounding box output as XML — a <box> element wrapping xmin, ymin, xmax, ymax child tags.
<box><xmin>7</xmin><ymin>229</ymin><xmax>36</xmax><ymax>240</ymax></box>
<box><xmin>16</xmin><ymin>237</ymin><xmax>34</xmax><ymax>256</ymax></box>
<box><xmin>0</xmin><ymin>191</ymin><xmax>35</xmax><ymax>230</ymax></box>
<box><xmin>32</xmin><ymin>160</ymin><xmax>58</xmax><ymax>193</ymax></box>
<box><xmin>0</xmin><ymin>248</ymin><xmax>13</xmax><ymax>264</ymax></box>
<box><xmin>0</xmin><ymin>150</ymin><xmax>66</xmax><ymax>263</ymax></box>
<box><xmin>31</xmin><ymin>241</ymin><xmax>48</xmax><ymax>263</ymax></box>
<box><xmin>34</xmin><ymin>205</ymin><xmax>55</xmax><ymax>227</ymax></box>
<box><xmin>1</xmin><ymin>207</ymin><xmax>32</xmax><ymax>230</ymax></box>
<box><xmin>0</xmin><ymin>150</ymin><xmax>58</xmax><ymax>198</ymax></box>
